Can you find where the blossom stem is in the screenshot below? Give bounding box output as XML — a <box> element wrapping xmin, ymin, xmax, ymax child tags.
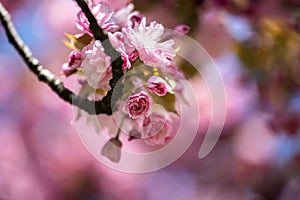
<box><xmin>115</xmin><ymin>116</ymin><xmax>126</xmax><ymax>140</ymax></box>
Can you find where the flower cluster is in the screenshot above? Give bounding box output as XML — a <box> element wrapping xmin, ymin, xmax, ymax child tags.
<box><xmin>62</xmin><ymin>1</ymin><xmax>189</xmax><ymax>162</ymax></box>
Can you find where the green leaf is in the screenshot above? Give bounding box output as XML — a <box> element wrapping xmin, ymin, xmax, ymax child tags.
<box><xmin>75</xmin><ymin>82</ymin><xmax>95</xmax><ymax>121</ymax></box>
<box><xmin>64</xmin><ymin>33</ymin><xmax>93</xmax><ymax>50</ymax></box>
<box><xmin>178</xmin><ymin>59</ymin><xmax>199</xmax><ymax>79</ymax></box>
<box><xmin>150</xmin><ymin>92</ymin><xmax>179</xmax><ymax>115</ymax></box>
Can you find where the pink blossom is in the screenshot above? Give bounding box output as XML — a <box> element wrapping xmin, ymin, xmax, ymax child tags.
<box><xmin>75</xmin><ymin>2</ymin><xmax>117</xmax><ymax>35</ymax></box>
<box><xmin>108</xmin><ymin>32</ymin><xmax>131</xmax><ymax>72</ymax></box>
<box><xmin>147</xmin><ymin>76</ymin><xmax>172</xmax><ymax>96</ymax></box>
<box><xmin>75</xmin><ymin>12</ymin><xmax>90</xmax><ymax>34</ymax></box>
<box><xmin>81</xmin><ymin>40</ymin><xmax>112</xmax><ymax>90</ymax></box>
<box><xmin>142</xmin><ymin>113</ymin><xmax>172</xmax><ymax>146</ymax></box>
<box><xmin>67</xmin><ymin>50</ymin><xmax>83</xmax><ymax>69</ymax></box>
<box><xmin>111</xmin><ymin>3</ymin><xmax>139</xmax><ymax>28</ymax></box>
<box><xmin>123</xmin><ymin>17</ymin><xmax>176</xmax><ymax>68</ymax></box>
<box><xmin>124</xmin><ymin>91</ymin><xmax>151</xmax><ymax>118</ymax></box>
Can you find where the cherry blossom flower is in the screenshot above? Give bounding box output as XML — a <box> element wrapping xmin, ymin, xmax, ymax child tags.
<box><xmin>123</xmin><ymin>17</ymin><xmax>176</xmax><ymax>68</ymax></box>
<box><xmin>81</xmin><ymin>40</ymin><xmax>112</xmax><ymax>90</ymax></box>
<box><xmin>124</xmin><ymin>91</ymin><xmax>151</xmax><ymax>119</ymax></box>
<box><xmin>111</xmin><ymin>3</ymin><xmax>139</xmax><ymax>29</ymax></box>
<box><xmin>108</xmin><ymin>32</ymin><xmax>132</xmax><ymax>72</ymax></box>
<box><xmin>142</xmin><ymin>113</ymin><xmax>173</xmax><ymax>146</ymax></box>
<box><xmin>75</xmin><ymin>2</ymin><xmax>117</xmax><ymax>35</ymax></box>
<box><xmin>146</xmin><ymin>76</ymin><xmax>173</xmax><ymax>96</ymax></box>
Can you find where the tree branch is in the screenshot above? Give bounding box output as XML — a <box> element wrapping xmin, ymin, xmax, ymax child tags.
<box><xmin>0</xmin><ymin>1</ymin><xmax>124</xmax><ymax>115</ymax></box>
<box><xmin>74</xmin><ymin>0</ymin><xmax>124</xmax><ymax>113</ymax></box>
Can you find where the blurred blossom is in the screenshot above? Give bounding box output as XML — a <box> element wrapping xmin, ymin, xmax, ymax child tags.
<box><xmin>143</xmin><ymin>113</ymin><xmax>173</xmax><ymax>146</ymax></box>
<box><xmin>41</xmin><ymin>0</ymin><xmax>77</xmax><ymax>33</ymax></box>
<box><xmin>279</xmin><ymin>177</ymin><xmax>300</xmax><ymax>200</ymax></box>
<box><xmin>233</xmin><ymin>113</ymin><xmax>278</xmax><ymax>165</ymax></box>
<box><xmin>143</xmin><ymin>170</ymin><xmax>198</xmax><ymax>200</ymax></box>
<box><xmin>220</xmin><ymin>12</ymin><xmax>253</xmax><ymax>41</ymax></box>
<box><xmin>191</xmin><ymin>53</ymin><xmax>257</xmax><ymax>134</ymax></box>
<box><xmin>0</xmin><ymin>124</ymin><xmax>48</xmax><ymax>200</ymax></box>
<box><xmin>275</xmin><ymin>134</ymin><xmax>300</xmax><ymax>166</ymax></box>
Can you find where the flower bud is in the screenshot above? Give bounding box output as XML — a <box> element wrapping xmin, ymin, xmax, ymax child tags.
<box><xmin>129</xmin><ymin>13</ymin><xmax>143</xmax><ymax>28</ymax></box>
<box><xmin>101</xmin><ymin>138</ymin><xmax>122</xmax><ymax>163</ymax></box>
<box><xmin>174</xmin><ymin>24</ymin><xmax>190</xmax><ymax>35</ymax></box>
<box><xmin>68</xmin><ymin>50</ymin><xmax>83</xmax><ymax>69</ymax></box>
<box><xmin>129</xmin><ymin>50</ymin><xmax>139</xmax><ymax>62</ymax></box>
<box><xmin>147</xmin><ymin>76</ymin><xmax>171</xmax><ymax>96</ymax></box>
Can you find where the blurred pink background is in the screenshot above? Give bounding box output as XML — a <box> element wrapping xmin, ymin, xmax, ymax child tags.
<box><xmin>0</xmin><ymin>0</ymin><xmax>300</xmax><ymax>199</ymax></box>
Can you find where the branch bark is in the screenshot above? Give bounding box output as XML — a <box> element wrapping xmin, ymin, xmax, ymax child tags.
<box><xmin>0</xmin><ymin>1</ymin><xmax>124</xmax><ymax>115</ymax></box>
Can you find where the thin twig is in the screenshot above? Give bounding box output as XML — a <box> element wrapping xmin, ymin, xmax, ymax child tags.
<box><xmin>0</xmin><ymin>1</ymin><xmax>124</xmax><ymax>115</ymax></box>
<box><xmin>74</xmin><ymin>0</ymin><xmax>124</xmax><ymax>112</ymax></box>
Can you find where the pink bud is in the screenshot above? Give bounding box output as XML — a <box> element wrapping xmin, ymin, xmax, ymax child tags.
<box><xmin>129</xmin><ymin>13</ymin><xmax>143</xmax><ymax>28</ymax></box>
<box><xmin>62</xmin><ymin>63</ymin><xmax>76</xmax><ymax>77</ymax></box>
<box><xmin>125</xmin><ymin>91</ymin><xmax>151</xmax><ymax>118</ymax></box>
<box><xmin>147</xmin><ymin>76</ymin><xmax>170</xmax><ymax>96</ymax></box>
<box><xmin>68</xmin><ymin>50</ymin><xmax>83</xmax><ymax>69</ymax></box>
<box><xmin>101</xmin><ymin>138</ymin><xmax>122</xmax><ymax>163</ymax></box>
<box><xmin>129</xmin><ymin>50</ymin><xmax>139</xmax><ymax>62</ymax></box>
<box><xmin>122</xmin><ymin>55</ymin><xmax>130</xmax><ymax>73</ymax></box>
<box><xmin>174</xmin><ymin>24</ymin><xmax>190</xmax><ymax>35</ymax></box>
<box><xmin>143</xmin><ymin>116</ymin><xmax>151</xmax><ymax>126</ymax></box>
